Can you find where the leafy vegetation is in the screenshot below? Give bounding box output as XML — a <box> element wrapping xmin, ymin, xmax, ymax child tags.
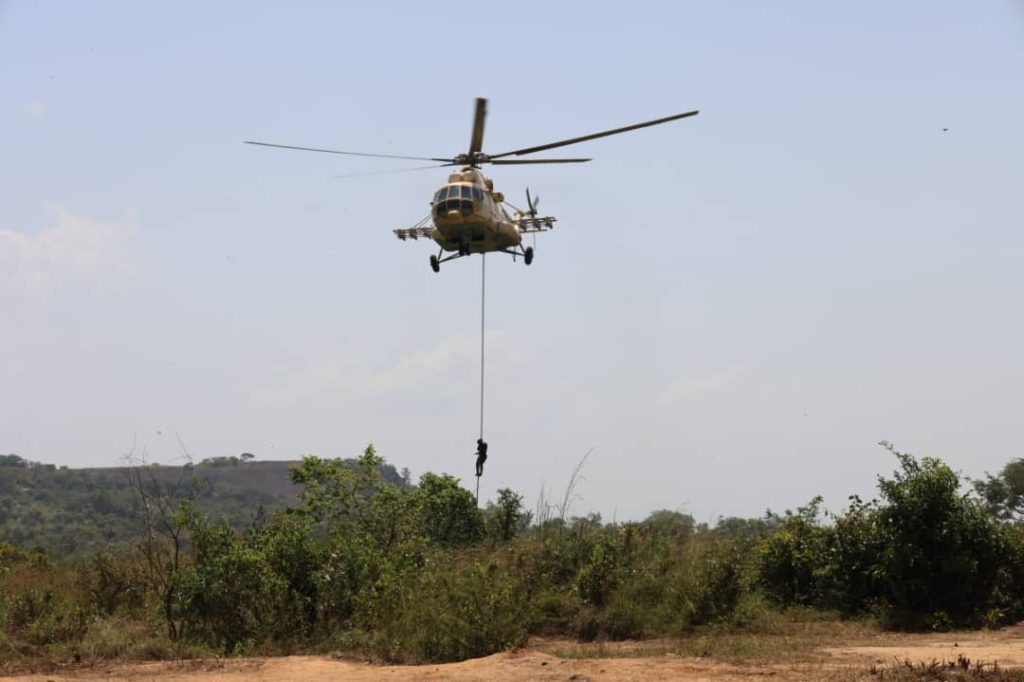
<box><xmin>974</xmin><ymin>458</ymin><xmax>1024</xmax><ymax>521</ymax></box>
<box><xmin>4</xmin><ymin>441</ymin><xmax>1024</xmax><ymax>671</ymax></box>
<box><xmin>757</xmin><ymin>442</ymin><xmax>1024</xmax><ymax>629</ymax></box>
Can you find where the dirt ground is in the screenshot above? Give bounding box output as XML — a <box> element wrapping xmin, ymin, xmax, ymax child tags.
<box><xmin>5</xmin><ymin>627</ymin><xmax>1024</xmax><ymax>682</ymax></box>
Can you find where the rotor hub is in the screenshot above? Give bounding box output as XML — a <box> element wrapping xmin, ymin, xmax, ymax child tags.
<box><xmin>453</xmin><ymin>152</ymin><xmax>491</xmax><ymax>167</ymax></box>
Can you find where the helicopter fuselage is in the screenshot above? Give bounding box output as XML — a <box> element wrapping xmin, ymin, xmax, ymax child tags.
<box><xmin>429</xmin><ymin>168</ymin><xmax>520</xmax><ymax>254</ymax></box>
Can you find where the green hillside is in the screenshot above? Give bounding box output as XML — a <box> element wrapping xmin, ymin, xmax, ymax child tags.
<box><xmin>0</xmin><ymin>453</ymin><xmax>406</xmax><ymax>558</ymax></box>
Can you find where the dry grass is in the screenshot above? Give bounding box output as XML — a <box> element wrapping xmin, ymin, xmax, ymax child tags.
<box><xmin>0</xmin><ymin>617</ymin><xmax>215</xmax><ymax>676</ymax></box>
<box><xmin>542</xmin><ymin>612</ymin><xmax>891</xmax><ymax>664</ymax></box>
<box><xmin>540</xmin><ymin>616</ymin><xmax>1024</xmax><ymax>681</ymax></box>
<box><xmin>839</xmin><ymin>656</ymin><xmax>1024</xmax><ymax>681</ymax></box>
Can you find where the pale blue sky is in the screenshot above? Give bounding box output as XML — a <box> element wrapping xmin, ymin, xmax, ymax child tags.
<box><xmin>2</xmin><ymin>2</ymin><xmax>1022</xmax><ymax>522</ymax></box>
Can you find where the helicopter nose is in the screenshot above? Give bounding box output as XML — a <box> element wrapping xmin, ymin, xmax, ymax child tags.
<box><xmin>446</xmin><ymin>210</ymin><xmax>464</xmax><ymax>224</ymax></box>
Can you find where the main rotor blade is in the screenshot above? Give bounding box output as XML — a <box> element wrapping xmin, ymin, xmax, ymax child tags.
<box><xmin>489</xmin><ymin>109</ymin><xmax>699</xmax><ymax>159</ymax></box>
<box><xmin>245</xmin><ymin>140</ymin><xmax>450</xmax><ymax>163</ymax></box>
<box><xmin>332</xmin><ymin>163</ymin><xmax>452</xmax><ymax>178</ymax></box>
<box><xmin>490</xmin><ymin>158</ymin><xmax>591</xmax><ymax>165</ymax></box>
<box><xmin>468</xmin><ymin>98</ymin><xmax>487</xmax><ymax>156</ymax></box>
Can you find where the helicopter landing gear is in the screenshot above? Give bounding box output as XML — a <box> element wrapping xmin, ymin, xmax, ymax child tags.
<box><xmin>496</xmin><ymin>244</ymin><xmax>537</xmax><ymax>265</ymax></box>
<box><xmin>431</xmin><ymin>249</ymin><xmax>473</xmax><ymax>271</ymax></box>
<box><xmin>430</xmin><ymin>245</ymin><xmax>534</xmax><ymax>271</ymax></box>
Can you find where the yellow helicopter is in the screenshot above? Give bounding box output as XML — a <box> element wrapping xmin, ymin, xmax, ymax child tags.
<box><xmin>246</xmin><ymin>98</ymin><xmax>698</xmax><ymax>272</ymax></box>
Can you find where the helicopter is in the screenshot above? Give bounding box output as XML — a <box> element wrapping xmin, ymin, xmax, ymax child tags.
<box><xmin>245</xmin><ymin>98</ymin><xmax>698</xmax><ymax>272</ymax></box>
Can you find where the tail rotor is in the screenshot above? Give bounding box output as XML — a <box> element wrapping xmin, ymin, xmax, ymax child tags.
<box><xmin>526</xmin><ymin>187</ymin><xmax>540</xmax><ymax>218</ymax></box>
<box><xmin>524</xmin><ymin>188</ymin><xmax>541</xmax><ymax>257</ymax></box>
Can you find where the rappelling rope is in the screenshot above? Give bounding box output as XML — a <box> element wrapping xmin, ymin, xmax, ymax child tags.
<box><xmin>479</xmin><ymin>253</ymin><xmax>486</xmax><ymax>440</ymax></box>
<box><xmin>476</xmin><ymin>254</ymin><xmax>486</xmax><ymax>506</ymax></box>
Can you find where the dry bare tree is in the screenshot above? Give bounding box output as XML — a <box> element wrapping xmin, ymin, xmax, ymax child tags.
<box><xmin>122</xmin><ymin>435</ymin><xmax>205</xmax><ymax>641</ymax></box>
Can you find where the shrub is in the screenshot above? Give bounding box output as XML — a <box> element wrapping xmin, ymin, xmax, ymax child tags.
<box><xmin>685</xmin><ymin>535</ymin><xmax>756</xmax><ymax>626</ymax></box>
<box><xmin>177</xmin><ymin>519</ymin><xmax>289</xmax><ymax>652</ymax></box>
<box><xmin>576</xmin><ymin>533</ymin><xmax>625</xmax><ymax>607</ymax></box>
<box><xmin>754</xmin><ymin>443</ymin><xmax>1023</xmax><ymax>629</ymax></box>
<box><xmin>78</xmin><ymin>550</ymin><xmax>145</xmax><ymax>617</ymax></box>
<box><xmin>641</xmin><ymin>510</ymin><xmax>696</xmax><ymax>543</ymax></box>
<box><xmin>484</xmin><ymin>488</ymin><xmax>531</xmax><ymax>544</ymax></box>
<box><xmin>873</xmin><ymin>443</ymin><xmax>1010</xmax><ymax>629</ymax></box>
<box><xmin>415</xmin><ymin>473</ymin><xmax>483</xmax><ymax>547</ymax></box>
<box><xmin>756</xmin><ymin>498</ymin><xmax>827</xmax><ymax>607</ymax></box>
<box><xmin>353</xmin><ymin>556</ymin><xmax>530</xmax><ymax>663</ymax></box>
<box><xmin>251</xmin><ymin>514</ymin><xmax>323</xmax><ymax>637</ymax></box>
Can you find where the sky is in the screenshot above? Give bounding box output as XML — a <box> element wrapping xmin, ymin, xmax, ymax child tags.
<box><xmin>2</xmin><ymin>1</ymin><xmax>1023</xmax><ymax>524</ymax></box>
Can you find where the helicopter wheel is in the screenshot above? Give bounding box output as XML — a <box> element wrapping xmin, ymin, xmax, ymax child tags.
<box><xmin>430</xmin><ymin>255</ymin><xmax>440</xmax><ymax>273</ymax></box>
<box><xmin>524</xmin><ymin>246</ymin><xmax>534</xmax><ymax>266</ymax></box>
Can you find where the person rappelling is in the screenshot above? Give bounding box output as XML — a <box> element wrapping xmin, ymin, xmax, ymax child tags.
<box><xmin>475</xmin><ymin>438</ymin><xmax>488</xmax><ymax>477</ymax></box>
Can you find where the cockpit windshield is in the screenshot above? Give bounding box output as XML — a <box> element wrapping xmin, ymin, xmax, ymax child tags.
<box><xmin>435</xmin><ymin>184</ymin><xmax>486</xmax><ymax>203</ymax></box>
<box><xmin>434</xmin><ymin>184</ymin><xmax>483</xmax><ymax>219</ymax></box>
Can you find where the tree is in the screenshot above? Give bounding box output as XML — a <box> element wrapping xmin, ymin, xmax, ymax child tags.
<box><xmin>485</xmin><ymin>488</ymin><xmax>532</xmax><ymax>543</ymax></box>
<box><xmin>288</xmin><ymin>445</ymin><xmax>384</xmax><ymax>529</ymax></box>
<box><xmin>973</xmin><ymin>458</ymin><xmax>1024</xmax><ymax>521</ymax></box>
<box><xmin>872</xmin><ymin>441</ymin><xmax>1008</xmax><ymax>628</ymax></box>
<box><xmin>124</xmin><ymin>447</ymin><xmax>204</xmax><ymax>641</ymax></box>
<box><xmin>640</xmin><ymin>509</ymin><xmax>695</xmax><ymax>542</ymax></box>
<box><xmin>416</xmin><ymin>473</ymin><xmax>483</xmax><ymax>547</ymax></box>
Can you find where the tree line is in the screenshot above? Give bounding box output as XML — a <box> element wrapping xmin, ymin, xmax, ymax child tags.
<box><xmin>3</xmin><ymin>442</ymin><xmax>1024</xmax><ymax>668</ymax></box>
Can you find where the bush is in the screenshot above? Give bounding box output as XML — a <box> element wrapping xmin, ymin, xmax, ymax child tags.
<box><xmin>685</xmin><ymin>535</ymin><xmax>756</xmax><ymax>626</ymax></box>
<box><xmin>177</xmin><ymin>519</ymin><xmax>289</xmax><ymax>652</ymax></box>
<box><xmin>484</xmin><ymin>489</ymin><xmax>531</xmax><ymax>544</ymax></box>
<box><xmin>873</xmin><ymin>444</ymin><xmax>1011</xmax><ymax>629</ymax></box>
<box><xmin>757</xmin><ymin>498</ymin><xmax>827</xmax><ymax>607</ymax></box>
<box><xmin>353</xmin><ymin>556</ymin><xmax>530</xmax><ymax>663</ymax></box>
<box><xmin>415</xmin><ymin>473</ymin><xmax>483</xmax><ymax>547</ymax></box>
<box><xmin>78</xmin><ymin>551</ymin><xmax>145</xmax><ymax>617</ymax></box>
<box><xmin>641</xmin><ymin>510</ymin><xmax>696</xmax><ymax>543</ymax></box>
<box><xmin>252</xmin><ymin>514</ymin><xmax>323</xmax><ymax>637</ymax></box>
<box><xmin>815</xmin><ymin>495</ymin><xmax>884</xmax><ymax>614</ymax></box>
<box><xmin>576</xmin><ymin>533</ymin><xmax>625</xmax><ymax>607</ymax></box>
<box><xmin>755</xmin><ymin>443</ymin><xmax>1024</xmax><ymax>629</ymax></box>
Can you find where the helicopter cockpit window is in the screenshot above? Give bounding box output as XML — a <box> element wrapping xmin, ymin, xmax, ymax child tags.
<box><xmin>434</xmin><ymin>186</ymin><xmax>478</xmax><ymax>218</ymax></box>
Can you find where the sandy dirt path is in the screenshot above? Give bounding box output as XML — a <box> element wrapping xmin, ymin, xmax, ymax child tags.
<box><xmin>818</xmin><ymin>622</ymin><xmax>1024</xmax><ymax>668</ymax></box>
<box><xmin>0</xmin><ymin>653</ymin><xmax>824</xmax><ymax>682</ymax></box>
<box><xmin>5</xmin><ymin>628</ymin><xmax>1024</xmax><ymax>682</ymax></box>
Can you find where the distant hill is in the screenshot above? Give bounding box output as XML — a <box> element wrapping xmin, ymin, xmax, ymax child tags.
<box><xmin>0</xmin><ymin>454</ymin><xmax>407</xmax><ymax>559</ymax></box>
